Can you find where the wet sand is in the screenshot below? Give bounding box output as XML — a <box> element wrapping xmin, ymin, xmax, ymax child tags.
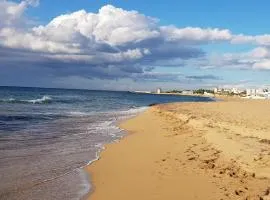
<box><xmin>86</xmin><ymin>100</ymin><xmax>270</xmax><ymax>200</ymax></box>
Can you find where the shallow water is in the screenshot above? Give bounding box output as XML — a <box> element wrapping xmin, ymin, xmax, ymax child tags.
<box><xmin>0</xmin><ymin>86</ymin><xmax>213</xmax><ymax>200</ymax></box>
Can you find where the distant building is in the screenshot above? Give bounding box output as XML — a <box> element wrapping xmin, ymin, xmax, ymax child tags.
<box><xmin>214</xmin><ymin>87</ymin><xmax>218</xmax><ymax>93</ymax></box>
<box><xmin>204</xmin><ymin>92</ymin><xmax>214</xmax><ymax>96</ymax></box>
<box><xmin>256</xmin><ymin>88</ymin><xmax>264</xmax><ymax>96</ymax></box>
<box><xmin>246</xmin><ymin>88</ymin><xmax>269</xmax><ymax>98</ymax></box>
<box><xmin>182</xmin><ymin>90</ymin><xmax>193</xmax><ymax>95</ymax></box>
<box><xmin>251</xmin><ymin>89</ymin><xmax>256</xmax><ymax>96</ymax></box>
<box><xmin>156</xmin><ymin>88</ymin><xmax>162</xmax><ymax>94</ymax></box>
<box><xmin>246</xmin><ymin>88</ymin><xmax>257</xmax><ymax>96</ymax></box>
<box><xmin>232</xmin><ymin>88</ymin><xmax>239</xmax><ymax>94</ymax></box>
<box><xmin>246</xmin><ymin>89</ymin><xmax>252</xmax><ymax>96</ymax></box>
<box><xmin>266</xmin><ymin>92</ymin><xmax>270</xmax><ymax>99</ymax></box>
<box><xmin>224</xmin><ymin>88</ymin><xmax>232</xmax><ymax>93</ymax></box>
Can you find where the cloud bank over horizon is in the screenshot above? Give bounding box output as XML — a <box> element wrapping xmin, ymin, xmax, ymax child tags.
<box><xmin>0</xmin><ymin>0</ymin><xmax>269</xmax><ymax>90</ymax></box>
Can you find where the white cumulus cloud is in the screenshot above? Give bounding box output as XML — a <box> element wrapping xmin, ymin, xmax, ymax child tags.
<box><xmin>161</xmin><ymin>26</ymin><xmax>232</xmax><ymax>43</ymax></box>
<box><xmin>0</xmin><ymin>0</ymin><xmax>39</xmax><ymax>27</ymax></box>
<box><xmin>232</xmin><ymin>34</ymin><xmax>270</xmax><ymax>46</ymax></box>
<box><xmin>0</xmin><ymin>0</ymin><xmax>270</xmax><ymax>89</ymax></box>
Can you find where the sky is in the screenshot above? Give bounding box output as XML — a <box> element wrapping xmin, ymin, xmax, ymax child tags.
<box><xmin>0</xmin><ymin>0</ymin><xmax>270</xmax><ymax>91</ymax></box>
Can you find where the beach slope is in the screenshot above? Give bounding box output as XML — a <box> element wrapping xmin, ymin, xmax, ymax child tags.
<box><xmin>86</xmin><ymin>100</ymin><xmax>270</xmax><ymax>200</ymax></box>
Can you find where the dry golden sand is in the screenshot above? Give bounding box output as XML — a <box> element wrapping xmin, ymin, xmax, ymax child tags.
<box><xmin>86</xmin><ymin>100</ymin><xmax>270</xmax><ymax>200</ymax></box>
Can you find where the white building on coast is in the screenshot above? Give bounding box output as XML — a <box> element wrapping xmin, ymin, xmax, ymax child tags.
<box><xmin>182</xmin><ymin>90</ymin><xmax>193</xmax><ymax>95</ymax></box>
<box><xmin>245</xmin><ymin>88</ymin><xmax>270</xmax><ymax>99</ymax></box>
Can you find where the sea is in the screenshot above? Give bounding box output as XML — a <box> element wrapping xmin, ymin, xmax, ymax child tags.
<box><xmin>0</xmin><ymin>86</ymin><xmax>214</xmax><ymax>200</ymax></box>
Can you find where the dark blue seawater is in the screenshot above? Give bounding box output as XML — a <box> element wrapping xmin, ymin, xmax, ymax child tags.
<box><xmin>0</xmin><ymin>86</ymin><xmax>213</xmax><ymax>200</ymax></box>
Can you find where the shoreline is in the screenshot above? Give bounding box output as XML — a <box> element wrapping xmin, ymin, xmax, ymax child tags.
<box><xmin>82</xmin><ymin>109</ymin><xmax>148</xmax><ymax>200</ymax></box>
<box><xmin>85</xmin><ymin>100</ymin><xmax>270</xmax><ymax>200</ymax></box>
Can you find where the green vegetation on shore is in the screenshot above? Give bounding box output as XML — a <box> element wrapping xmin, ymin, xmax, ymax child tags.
<box><xmin>193</xmin><ymin>89</ymin><xmax>214</xmax><ymax>94</ymax></box>
<box><xmin>166</xmin><ymin>90</ymin><xmax>183</xmax><ymax>93</ymax></box>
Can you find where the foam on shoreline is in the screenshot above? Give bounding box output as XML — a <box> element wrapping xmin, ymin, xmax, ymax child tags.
<box><xmin>81</xmin><ymin>106</ymin><xmax>148</xmax><ymax>199</ymax></box>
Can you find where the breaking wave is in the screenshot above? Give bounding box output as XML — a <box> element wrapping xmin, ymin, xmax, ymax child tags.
<box><xmin>0</xmin><ymin>96</ymin><xmax>52</xmax><ymax>104</ymax></box>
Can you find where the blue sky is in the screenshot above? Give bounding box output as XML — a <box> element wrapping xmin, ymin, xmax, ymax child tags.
<box><xmin>28</xmin><ymin>0</ymin><xmax>270</xmax><ymax>34</ymax></box>
<box><xmin>1</xmin><ymin>0</ymin><xmax>270</xmax><ymax>90</ymax></box>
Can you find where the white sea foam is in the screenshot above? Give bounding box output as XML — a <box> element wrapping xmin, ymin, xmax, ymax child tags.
<box><xmin>85</xmin><ymin>106</ymin><xmax>147</xmax><ymax>165</ymax></box>
<box><xmin>67</xmin><ymin>111</ymin><xmax>91</xmax><ymax>117</ymax></box>
<box><xmin>118</xmin><ymin>106</ymin><xmax>148</xmax><ymax>115</ymax></box>
<box><xmin>78</xmin><ymin>107</ymin><xmax>146</xmax><ymax>198</ymax></box>
<box><xmin>0</xmin><ymin>98</ymin><xmax>16</xmax><ymax>103</ymax></box>
<box><xmin>73</xmin><ymin>107</ymin><xmax>148</xmax><ymax>199</ymax></box>
<box><xmin>77</xmin><ymin>168</ymin><xmax>91</xmax><ymax>199</ymax></box>
<box><xmin>0</xmin><ymin>95</ymin><xmax>52</xmax><ymax>104</ymax></box>
<box><xmin>86</xmin><ymin>148</ymin><xmax>102</xmax><ymax>166</ymax></box>
<box><xmin>27</xmin><ymin>96</ymin><xmax>52</xmax><ymax>104</ymax></box>
<box><xmin>8</xmin><ymin>98</ymin><xmax>15</xmax><ymax>101</ymax></box>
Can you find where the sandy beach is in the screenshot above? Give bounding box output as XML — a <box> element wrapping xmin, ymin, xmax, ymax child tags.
<box><xmin>86</xmin><ymin>100</ymin><xmax>270</xmax><ymax>200</ymax></box>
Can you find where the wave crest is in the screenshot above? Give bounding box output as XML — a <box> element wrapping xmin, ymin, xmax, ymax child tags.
<box><xmin>27</xmin><ymin>96</ymin><xmax>52</xmax><ymax>104</ymax></box>
<box><xmin>0</xmin><ymin>96</ymin><xmax>52</xmax><ymax>104</ymax></box>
